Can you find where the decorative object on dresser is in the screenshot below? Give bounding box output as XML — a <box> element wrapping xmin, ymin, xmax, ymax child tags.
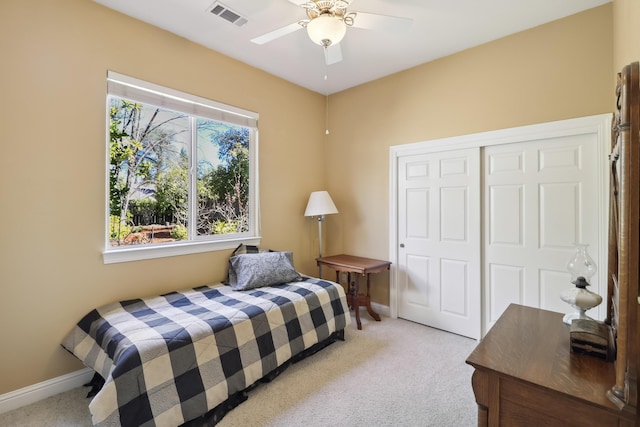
<box><xmin>465</xmin><ymin>61</ymin><xmax>640</xmax><ymax>426</ymax></box>
<box><xmin>316</xmin><ymin>254</ymin><xmax>391</xmax><ymax>330</ymax></box>
<box><xmin>570</xmin><ymin>318</ymin><xmax>614</xmax><ymax>361</ymax></box>
<box><xmin>560</xmin><ymin>243</ymin><xmax>602</xmax><ymax>325</ymax></box>
<box><xmin>304</xmin><ymin>190</ymin><xmax>339</xmax><ymax>276</ymax></box>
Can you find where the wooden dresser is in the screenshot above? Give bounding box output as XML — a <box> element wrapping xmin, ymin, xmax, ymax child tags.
<box><xmin>466</xmin><ymin>62</ymin><xmax>640</xmax><ymax>426</ymax></box>
<box><xmin>466</xmin><ymin>304</ymin><xmax>634</xmax><ymax>426</ymax></box>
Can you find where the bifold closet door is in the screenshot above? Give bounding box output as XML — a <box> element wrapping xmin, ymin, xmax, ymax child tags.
<box><xmin>483</xmin><ymin>135</ymin><xmax>599</xmax><ymax>332</ymax></box>
<box><xmin>397</xmin><ymin>148</ymin><xmax>481</xmax><ymax>340</ymax></box>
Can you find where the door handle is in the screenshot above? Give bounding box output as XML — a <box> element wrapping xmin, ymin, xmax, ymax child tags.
<box><xmin>400</xmin><ymin>243</ymin><xmax>405</xmax><ymax>248</ymax></box>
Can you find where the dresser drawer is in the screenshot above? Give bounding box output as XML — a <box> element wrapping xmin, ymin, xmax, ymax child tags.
<box><xmin>498</xmin><ymin>377</ymin><xmax>622</xmax><ymax>427</ymax></box>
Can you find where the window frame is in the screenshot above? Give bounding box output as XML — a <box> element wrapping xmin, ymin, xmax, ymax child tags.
<box><xmin>103</xmin><ymin>71</ymin><xmax>260</xmax><ymax>264</ymax></box>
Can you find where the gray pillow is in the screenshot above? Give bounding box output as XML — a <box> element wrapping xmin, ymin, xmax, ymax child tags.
<box><xmin>229</xmin><ymin>251</ymin><xmax>301</xmax><ymax>291</ymax></box>
<box><xmin>226</xmin><ymin>244</ymin><xmax>272</xmax><ymax>285</ymax></box>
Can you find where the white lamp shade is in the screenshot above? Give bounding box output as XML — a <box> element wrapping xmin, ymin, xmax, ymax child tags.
<box><xmin>304</xmin><ymin>191</ymin><xmax>338</xmax><ymax>217</ymax></box>
<box><xmin>306</xmin><ymin>15</ymin><xmax>346</xmax><ymax>47</ymax></box>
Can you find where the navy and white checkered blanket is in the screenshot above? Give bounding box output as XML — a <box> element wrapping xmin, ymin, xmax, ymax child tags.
<box><xmin>61</xmin><ymin>278</ymin><xmax>350</xmax><ymax>426</ymax></box>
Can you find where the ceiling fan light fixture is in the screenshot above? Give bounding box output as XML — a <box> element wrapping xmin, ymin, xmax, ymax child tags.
<box><xmin>306</xmin><ymin>15</ymin><xmax>346</xmax><ymax>47</ymax></box>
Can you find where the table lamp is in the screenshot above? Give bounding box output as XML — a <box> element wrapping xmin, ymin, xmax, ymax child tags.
<box><xmin>304</xmin><ymin>191</ymin><xmax>338</xmax><ymax>277</ymax></box>
<box><xmin>560</xmin><ymin>243</ymin><xmax>602</xmax><ymax>324</ymax></box>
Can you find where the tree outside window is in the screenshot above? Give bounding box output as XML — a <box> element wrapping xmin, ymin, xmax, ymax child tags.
<box><xmin>108</xmin><ymin>96</ymin><xmax>252</xmax><ymax>247</ymax></box>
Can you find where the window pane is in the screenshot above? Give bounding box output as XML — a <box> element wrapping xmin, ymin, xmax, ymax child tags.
<box><xmin>196</xmin><ymin>119</ymin><xmax>250</xmax><ymax>236</ymax></box>
<box><xmin>108</xmin><ymin>96</ymin><xmax>190</xmax><ymax>246</ymax></box>
<box><xmin>105</xmin><ymin>72</ymin><xmax>259</xmax><ymax>261</ymax></box>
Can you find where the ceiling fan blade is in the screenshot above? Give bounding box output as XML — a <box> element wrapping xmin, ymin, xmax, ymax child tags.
<box><xmin>250</xmin><ymin>22</ymin><xmax>303</xmax><ymax>45</ymax></box>
<box><xmin>324</xmin><ymin>44</ymin><xmax>343</xmax><ymax>65</ymax></box>
<box><xmin>351</xmin><ymin>11</ymin><xmax>412</xmax><ymax>31</ymax></box>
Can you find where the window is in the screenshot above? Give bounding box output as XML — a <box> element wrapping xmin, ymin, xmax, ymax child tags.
<box><xmin>103</xmin><ymin>72</ymin><xmax>260</xmax><ymax>264</ymax></box>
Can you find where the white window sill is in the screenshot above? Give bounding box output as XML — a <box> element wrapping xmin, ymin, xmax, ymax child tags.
<box><xmin>103</xmin><ymin>237</ymin><xmax>261</xmax><ymax>264</ymax></box>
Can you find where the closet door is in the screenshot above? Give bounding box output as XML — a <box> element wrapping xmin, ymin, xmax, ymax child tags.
<box><xmin>484</xmin><ymin>135</ymin><xmax>599</xmax><ymax>331</ymax></box>
<box><xmin>397</xmin><ymin>148</ymin><xmax>481</xmax><ymax>339</ymax></box>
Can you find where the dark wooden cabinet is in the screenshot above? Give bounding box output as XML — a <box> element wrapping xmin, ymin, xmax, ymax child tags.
<box><xmin>606</xmin><ymin>61</ymin><xmax>640</xmax><ymax>416</ymax></box>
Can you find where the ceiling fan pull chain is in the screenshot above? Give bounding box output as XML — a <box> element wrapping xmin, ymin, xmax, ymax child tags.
<box><xmin>325</xmin><ymin>93</ymin><xmax>330</xmax><ymax>135</ymax></box>
<box><xmin>324</xmin><ymin>50</ymin><xmax>330</xmax><ymax>135</ymax></box>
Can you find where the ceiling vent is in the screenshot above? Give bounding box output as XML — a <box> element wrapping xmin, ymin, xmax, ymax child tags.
<box><xmin>208</xmin><ymin>2</ymin><xmax>248</xmax><ymax>27</ymax></box>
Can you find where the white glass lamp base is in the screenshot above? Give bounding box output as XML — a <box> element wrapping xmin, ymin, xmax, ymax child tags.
<box><xmin>560</xmin><ymin>286</ymin><xmax>602</xmax><ymax>325</ymax></box>
<box><xmin>562</xmin><ymin>309</ymin><xmax>593</xmax><ymax>325</ymax></box>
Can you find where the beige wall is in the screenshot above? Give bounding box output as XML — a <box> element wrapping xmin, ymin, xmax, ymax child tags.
<box><xmin>324</xmin><ymin>4</ymin><xmax>614</xmax><ymax>305</ymax></box>
<box><xmin>0</xmin><ymin>0</ymin><xmax>326</xmax><ymax>394</ymax></box>
<box><xmin>0</xmin><ymin>0</ymin><xmax>633</xmax><ymax>397</ymax></box>
<box><xmin>613</xmin><ymin>0</ymin><xmax>640</xmax><ymax>70</ymax></box>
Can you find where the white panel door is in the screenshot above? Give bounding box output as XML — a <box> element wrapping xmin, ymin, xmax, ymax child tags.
<box><xmin>484</xmin><ymin>134</ymin><xmax>599</xmax><ymax>331</ymax></box>
<box><xmin>397</xmin><ymin>148</ymin><xmax>481</xmax><ymax>339</ymax></box>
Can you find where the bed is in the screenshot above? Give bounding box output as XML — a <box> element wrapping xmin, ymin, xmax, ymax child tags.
<box><xmin>62</xmin><ymin>249</ymin><xmax>351</xmax><ymax>427</ymax></box>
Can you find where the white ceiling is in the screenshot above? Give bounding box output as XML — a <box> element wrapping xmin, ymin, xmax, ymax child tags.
<box><xmin>94</xmin><ymin>0</ymin><xmax>611</xmax><ymax>95</ymax></box>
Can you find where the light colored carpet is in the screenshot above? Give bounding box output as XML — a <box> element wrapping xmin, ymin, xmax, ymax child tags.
<box><xmin>0</xmin><ymin>315</ymin><xmax>478</xmax><ymax>427</ymax></box>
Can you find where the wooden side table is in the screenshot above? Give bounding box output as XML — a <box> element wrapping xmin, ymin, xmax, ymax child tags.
<box><xmin>316</xmin><ymin>254</ymin><xmax>391</xmax><ymax>330</ymax></box>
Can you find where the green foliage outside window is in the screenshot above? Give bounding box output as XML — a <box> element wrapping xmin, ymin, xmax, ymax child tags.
<box><xmin>108</xmin><ymin>97</ymin><xmax>251</xmax><ymax>247</ymax></box>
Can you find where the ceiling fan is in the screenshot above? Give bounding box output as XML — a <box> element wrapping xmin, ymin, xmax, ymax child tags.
<box><xmin>250</xmin><ymin>0</ymin><xmax>412</xmax><ymax>65</ymax></box>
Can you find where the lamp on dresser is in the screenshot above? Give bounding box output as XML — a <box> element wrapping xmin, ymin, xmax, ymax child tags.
<box><xmin>304</xmin><ymin>190</ymin><xmax>338</xmax><ymax>277</ymax></box>
<box><xmin>560</xmin><ymin>243</ymin><xmax>602</xmax><ymax>325</ymax></box>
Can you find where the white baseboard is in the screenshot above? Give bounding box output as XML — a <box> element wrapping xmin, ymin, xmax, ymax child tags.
<box><xmin>371</xmin><ymin>302</ymin><xmax>390</xmax><ymax>318</ymax></box>
<box><xmin>0</xmin><ymin>368</ymin><xmax>94</xmax><ymax>415</ymax></box>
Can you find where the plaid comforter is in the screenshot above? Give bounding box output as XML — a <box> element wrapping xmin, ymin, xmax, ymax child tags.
<box><xmin>61</xmin><ymin>278</ymin><xmax>350</xmax><ymax>427</ymax></box>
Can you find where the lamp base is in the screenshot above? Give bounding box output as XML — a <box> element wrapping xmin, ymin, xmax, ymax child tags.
<box><xmin>560</xmin><ymin>286</ymin><xmax>602</xmax><ymax>325</ymax></box>
<box><xmin>562</xmin><ymin>309</ymin><xmax>592</xmax><ymax>325</ymax></box>
<box><xmin>316</xmin><ymin>215</ymin><xmax>325</xmax><ymax>278</ymax></box>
